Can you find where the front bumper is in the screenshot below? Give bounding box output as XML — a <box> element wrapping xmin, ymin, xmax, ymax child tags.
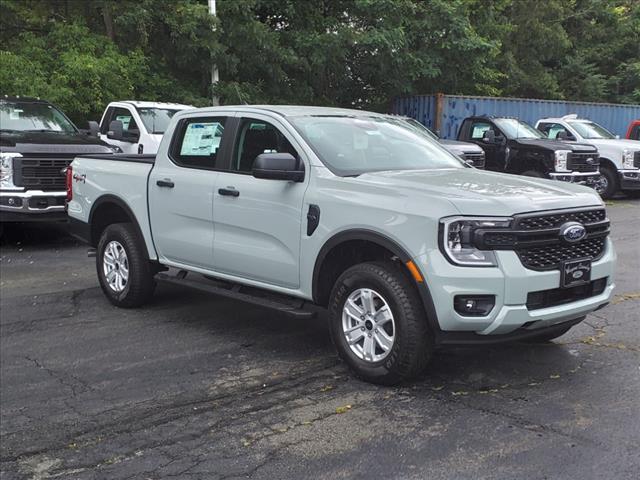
<box><xmin>0</xmin><ymin>190</ymin><xmax>67</xmax><ymax>222</ymax></box>
<box><xmin>549</xmin><ymin>171</ymin><xmax>600</xmax><ymax>185</ymax></box>
<box><xmin>619</xmin><ymin>170</ymin><xmax>640</xmax><ymax>190</ymax></box>
<box><xmin>416</xmin><ymin>237</ymin><xmax>616</xmax><ymax>338</ymax></box>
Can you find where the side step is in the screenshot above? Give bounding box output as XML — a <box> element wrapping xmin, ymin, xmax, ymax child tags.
<box><xmin>156</xmin><ymin>272</ymin><xmax>317</xmax><ymax>319</ymax></box>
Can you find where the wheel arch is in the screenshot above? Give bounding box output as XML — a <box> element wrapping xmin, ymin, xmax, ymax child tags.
<box><xmin>311</xmin><ymin>229</ymin><xmax>440</xmax><ymax>333</ymax></box>
<box><xmin>89</xmin><ymin>195</ymin><xmax>152</xmax><ymax>258</ymax></box>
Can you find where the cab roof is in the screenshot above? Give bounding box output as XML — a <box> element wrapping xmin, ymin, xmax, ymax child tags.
<box><xmin>114</xmin><ymin>100</ymin><xmax>195</xmax><ymax>109</ymax></box>
<box><xmin>186</xmin><ymin>105</ymin><xmax>391</xmax><ymax>118</ymax></box>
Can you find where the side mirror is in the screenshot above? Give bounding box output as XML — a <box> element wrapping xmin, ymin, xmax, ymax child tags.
<box><xmin>107</xmin><ymin>120</ymin><xmax>124</xmax><ymax>141</ymax></box>
<box><xmin>252</xmin><ymin>153</ymin><xmax>304</xmax><ymax>182</ymax></box>
<box><xmin>482</xmin><ymin>129</ymin><xmax>496</xmax><ymax>143</ymax></box>
<box><xmin>88</xmin><ymin>121</ymin><xmax>99</xmax><ymax>137</ymax></box>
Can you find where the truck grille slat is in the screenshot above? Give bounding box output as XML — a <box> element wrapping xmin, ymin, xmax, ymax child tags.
<box><xmin>634</xmin><ymin>151</ymin><xmax>640</xmax><ymax>169</ymax></box>
<box><xmin>462</xmin><ymin>152</ymin><xmax>485</xmax><ymax>169</ymax></box>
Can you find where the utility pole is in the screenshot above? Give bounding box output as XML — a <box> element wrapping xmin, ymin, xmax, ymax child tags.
<box><xmin>209</xmin><ymin>0</ymin><xmax>219</xmax><ymax>106</ymax></box>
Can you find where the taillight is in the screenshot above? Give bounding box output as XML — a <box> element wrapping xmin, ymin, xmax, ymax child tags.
<box><xmin>65</xmin><ymin>166</ymin><xmax>73</xmax><ymax>202</ymax></box>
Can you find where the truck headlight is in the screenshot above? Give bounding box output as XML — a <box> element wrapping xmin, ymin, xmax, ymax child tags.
<box><xmin>439</xmin><ymin>216</ymin><xmax>512</xmax><ymax>267</ymax></box>
<box><xmin>554</xmin><ymin>150</ymin><xmax>571</xmax><ymax>172</ymax></box>
<box><xmin>0</xmin><ymin>152</ymin><xmax>22</xmax><ymax>190</ymax></box>
<box><xmin>622</xmin><ymin>149</ymin><xmax>636</xmax><ymax>169</ymax></box>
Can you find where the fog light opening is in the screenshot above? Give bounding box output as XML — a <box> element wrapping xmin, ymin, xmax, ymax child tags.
<box><xmin>454</xmin><ymin>295</ymin><xmax>495</xmax><ymax>317</ymax></box>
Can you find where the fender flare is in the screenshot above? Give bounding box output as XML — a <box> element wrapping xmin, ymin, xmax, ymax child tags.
<box><xmin>311</xmin><ymin>229</ymin><xmax>441</xmax><ymax>334</ymax></box>
<box><xmin>88</xmin><ymin>194</ymin><xmax>152</xmax><ymax>258</ymax></box>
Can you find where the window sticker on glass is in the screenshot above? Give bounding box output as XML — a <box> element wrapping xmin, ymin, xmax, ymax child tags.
<box><xmin>180</xmin><ymin>122</ymin><xmax>223</xmax><ymax>156</ymax></box>
<box><xmin>116</xmin><ymin>115</ymin><xmax>132</xmax><ymax>129</ymax></box>
<box><xmin>10</xmin><ymin>109</ymin><xmax>23</xmax><ymax>120</ymax></box>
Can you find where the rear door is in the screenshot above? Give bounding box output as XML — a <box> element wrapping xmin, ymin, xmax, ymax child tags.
<box><xmin>212</xmin><ymin>114</ymin><xmax>308</xmax><ymax>289</ymax></box>
<box><xmin>148</xmin><ymin>114</ymin><xmax>229</xmax><ymax>269</ymax></box>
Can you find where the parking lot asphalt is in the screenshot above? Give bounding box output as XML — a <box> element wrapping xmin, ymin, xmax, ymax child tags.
<box><xmin>1</xmin><ymin>199</ymin><xmax>639</xmax><ymax>480</ymax></box>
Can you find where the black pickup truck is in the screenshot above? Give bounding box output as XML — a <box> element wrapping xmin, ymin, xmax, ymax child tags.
<box><xmin>457</xmin><ymin>116</ymin><xmax>601</xmax><ymax>187</ymax></box>
<box><xmin>0</xmin><ymin>96</ymin><xmax>118</xmax><ymax>227</ymax></box>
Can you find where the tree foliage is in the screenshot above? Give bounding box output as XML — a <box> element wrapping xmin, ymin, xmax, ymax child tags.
<box><xmin>0</xmin><ymin>0</ymin><xmax>637</xmax><ymax>124</ymax></box>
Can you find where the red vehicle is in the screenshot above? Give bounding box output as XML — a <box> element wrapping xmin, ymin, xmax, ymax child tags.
<box><xmin>627</xmin><ymin>120</ymin><xmax>640</xmax><ymax>140</ymax></box>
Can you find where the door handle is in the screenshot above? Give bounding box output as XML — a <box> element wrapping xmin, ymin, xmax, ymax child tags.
<box><xmin>156</xmin><ymin>179</ymin><xmax>175</xmax><ymax>188</ymax></box>
<box><xmin>218</xmin><ymin>188</ymin><xmax>239</xmax><ymax>197</ymax></box>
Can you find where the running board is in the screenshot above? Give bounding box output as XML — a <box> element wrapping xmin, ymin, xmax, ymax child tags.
<box><xmin>155</xmin><ymin>272</ymin><xmax>316</xmax><ymax>319</ymax></box>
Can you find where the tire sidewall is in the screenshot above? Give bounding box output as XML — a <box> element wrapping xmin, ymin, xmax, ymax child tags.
<box><xmin>97</xmin><ymin>225</ymin><xmax>136</xmax><ymax>304</ymax></box>
<box><xmin>328</xmin><ymin>263</ymin><xmax>427</xmax><ymax>384</ymax></box>
<box><xmin>599</xmin><ymin>165</ymin><xmax>618</xmax><ymax>199</ymax></box>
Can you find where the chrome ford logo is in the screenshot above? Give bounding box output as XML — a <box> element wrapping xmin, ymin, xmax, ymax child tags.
<box><xmin>586</xmin><ymin>157</ymin><xmax>595</xmax><ymax>165</ymax></box>
<box><xmin>560</xmin><ymin>222</ymin><xmax>587</xmax><ymax>243</ymax></box>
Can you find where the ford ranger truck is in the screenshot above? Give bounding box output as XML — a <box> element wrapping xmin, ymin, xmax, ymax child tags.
<box><xmin>67</xmin><ymin>106</ymin><xmax>616</xmax><ymax>385</ymax></box>
<box><xmin>536</xmin><ymin>115</ymin><xmax>640</xmax><ymax>199</ymax></box>
<box><xmin>91</xmin><ymin>101</ymin><xmax>194</xmax><ymax>155</ymax></box>
<box><xmin>0</xmin><ymin>96</ymin><xmax>119</xmax><ymax>229</ymax></box>
<box><xmin>458</xmin><ymin>116</ymin><xmax>602</xmax><ymax>189</ymax></box>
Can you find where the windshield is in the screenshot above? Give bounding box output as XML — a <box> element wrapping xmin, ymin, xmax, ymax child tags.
<box><xmin>494</xmin><ymin>118</ymin><xmax>544</xmax><ymax>139</ymax></box>
<box><xmin>0</xmin><ymin>101</ymin><xmax>77</xmax><ymax>133</ymax></box>
<box><xmin>291</xmin><ymin>116</ymin><xmax>465</xmax><ymax>176</ymax></box>
<box><xmin>136</xmin><ymin>108</ymin><xmax>182</xmax><ymax>134</ymax></box>
<box><xmin>400</xmin><ymin>118</ymin><xmax>439</xmax><ymax>140</ymax></box>
<box><xmin>568</xmin><ymin>121</ymin><xmax>615</xmax><ymax>139</ymax></box>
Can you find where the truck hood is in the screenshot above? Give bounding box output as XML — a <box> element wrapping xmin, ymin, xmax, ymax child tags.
<box><xmin>357</xmin><ymin>168</ymin><xmax>602</xmax><ymax>216</ymax></box>
<box><xmin>574</xmin><ymin>138</ymin><xmax>640</xmax><ymax>151</ymax></box>
<box><xmin>0</xmin><ymin>130</ymin><xmax>116</xmax><ymax>154</ymax></box>
<box><xmin>512</xmin><ymin>138</ymin><xmax>597</xmax><ymax>153</ymax></box>
<box><xmin>439</xmin><ymin>139</ymin><xmax>484</xmax><ymax>155</ymax></box>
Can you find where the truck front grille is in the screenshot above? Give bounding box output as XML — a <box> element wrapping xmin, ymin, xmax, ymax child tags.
<box><xmin>14</xmin><ymin>157</ymin><xmax>73</xmax><ymax>191</ymax></box>
<box><xmin>474</xmin><ymin>208</ymin><xmax>609</xmax><ymax>271</ymax></box>
<box><xmin>634</xmin><ymin>151</ymin><xmax>640</xmax><ymax>168</ymax></box>
<box><xmin>517</xmin><ymin>237</ymin><xmax>606</xmax><ymax>270</ymax></box>
<box><xmin>567</xmin><ymin>152</ymin><xmax>599</xmax><ymax>173</ymax></box>
<box><xmin>516</xmin><ymin>208</ymin><xmax>606</xmax><ymax>230</ymax></box>
<box><xmin>462</xmin><ymin>152</ymin><xmax>485</xmax><ymax>169</ymax></box>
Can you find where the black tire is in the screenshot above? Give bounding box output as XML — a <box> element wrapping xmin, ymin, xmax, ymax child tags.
<box><xmin>97</xmin><ymin>222</ymin><xmax>155</xmax><ymax>308</ymax></box>
<box><xmin>523</xmin><ymin>324</ymin><xmax>573</xmax><ymax>343</ymax></box>
<box><xmin>522</xmin><ymin>170</ymin><xmax>545</xmax><ymax>178</ymax></box>
<box><xmin>597</xmin><ymin>165</ymin><xmax>619</xmax><ymax>199</ymax></box>
<box><xmin>328</xmin><ymin>261</ymin><xmax>433</xmax><ymax>385</ymax></box>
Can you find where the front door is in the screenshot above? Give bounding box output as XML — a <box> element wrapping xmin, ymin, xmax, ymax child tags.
<box><xmin>468</xmin><ymin>120</ymin><xmax>504</xmax><ymax>172</ymax></box>
<box><xmin>212</xmin><ymin>115</ymin><xmax>308</xmax><ymax>289</ymax></box>
<box><xmin>148</xmin><ymin>115</ymin><xmax>228</xmax><ymax>269</ymax></box>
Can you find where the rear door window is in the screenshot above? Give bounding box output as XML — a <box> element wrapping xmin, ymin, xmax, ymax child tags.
<box><xmin>170</xmin><ymin>117</ymin><xmax>227</xmax><ymax>169</ymax></box>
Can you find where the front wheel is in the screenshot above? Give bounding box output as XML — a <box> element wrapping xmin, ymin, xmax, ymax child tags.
<box><xmin>97</xmin><ymin>223</ymin><xmax>156</xmax><ymax>308</ymax></box>
<box><xmin>328</xmin><ymin>261</ymin><xmax>433</xmax><ymax>385</ymax></box>
<box><xmin>597</xmin><ymin>165</ymin><xmax>619</xmax><ymax>199</ymax></box>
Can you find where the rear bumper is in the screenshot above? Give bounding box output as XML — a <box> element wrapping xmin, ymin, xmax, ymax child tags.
<box><xmin>0</xmin><ymin>190</ymin><xmax>67</xmax><ymax>221</ymax></box>
<box><xmin>619</xmin><ymin>170</ymin><xmax>640</xmax><ymax>190</ymax></box>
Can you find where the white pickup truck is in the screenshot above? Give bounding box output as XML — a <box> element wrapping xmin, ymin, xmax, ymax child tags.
<box><xmin>536</xmin><ymin>115</ymin><xmax>640</xmax><ymax>199</ymax></box>
<box><xmin>67</xmin><ymin>106</ymin><xmax>616</xmax><ymax>384</ymax></box>
<box><xmin>91</xmin><ymin>101</ymin><xmax>194</xmax><ymax>155</ymax></box>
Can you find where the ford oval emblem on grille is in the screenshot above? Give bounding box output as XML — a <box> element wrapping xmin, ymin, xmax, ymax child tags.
<box><xmin>586</xmin><ymin>157</ymin><xmax>595</xmax><ymax>164</ymax></box>
<box><xmin>560</xmin><ymin>222</ymin><xmax>587</xmax><ymax>243</ymax></box>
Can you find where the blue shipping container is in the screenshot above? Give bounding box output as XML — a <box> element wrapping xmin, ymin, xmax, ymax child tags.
<box><xmin>392</xmin><ymin>94</ymin><xmax>640</xmax><ymax>139</ymax></box>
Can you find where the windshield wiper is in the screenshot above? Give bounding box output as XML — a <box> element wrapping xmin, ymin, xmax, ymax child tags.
<box><xmin>0</xmin><ymin>129</ymin><xmax>20</xmax><ymax>133</ymax></box>
<box><xmin>24</xmin><ymin>129</ymin><xmax>68</xmax><ymax>133</ymax></box>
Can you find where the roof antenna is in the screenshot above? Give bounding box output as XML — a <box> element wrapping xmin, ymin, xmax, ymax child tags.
<box><xmin>234</xmin><ymin>84</ymin><xmax>248</xmax><ymax>105</ymax></box>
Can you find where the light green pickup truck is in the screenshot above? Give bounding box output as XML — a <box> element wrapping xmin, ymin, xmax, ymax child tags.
<box><xmin>66</xmin><ymin>106</ymin><xmax>616</xmax><ymax>385</ymax></box>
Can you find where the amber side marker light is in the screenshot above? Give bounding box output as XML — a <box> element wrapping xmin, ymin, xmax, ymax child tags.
<box><xmin>405</xmin><ymin>260</ymin><xmax>424</xmax><ymax>283</ymax></box>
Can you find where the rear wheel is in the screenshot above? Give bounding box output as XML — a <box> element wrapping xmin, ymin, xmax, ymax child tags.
<box><xmin>328</xmin><ymin>261</ymin><xmax>432</xmax><ymax>385</ymax></box>
<box><xmin>597</xmin><ymin>165</ymin><xmax>618</xmax><ymax>199</ymax></box>
<box><xmin>97</xmin><ymin>223</ymin><xmax>155</xmax><ymax>308</ymax></box>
